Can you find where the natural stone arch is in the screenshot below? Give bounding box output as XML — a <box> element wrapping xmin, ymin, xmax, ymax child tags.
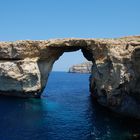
<box><xmin>0</xmin><ymin>36</ymin><xmax>140</xmax><ymax>119</ymax></box>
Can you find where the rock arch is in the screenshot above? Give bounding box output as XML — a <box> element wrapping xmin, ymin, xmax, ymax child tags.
<box><xmin>0</xmin><ymin>36</ymin><xmax>140</xmax><ymax>118</ymax></box>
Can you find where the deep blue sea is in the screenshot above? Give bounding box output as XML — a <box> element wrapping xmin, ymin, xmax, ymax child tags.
<box><xmin>0</xmin><ymin>72</ymin><xmax>139</xmax><ymax>140</ymax></box>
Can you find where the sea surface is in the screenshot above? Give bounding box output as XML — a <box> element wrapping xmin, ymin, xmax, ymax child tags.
<box><xmin>0</xmin><ymin>72</ymin><xmax>139</xmax><ymax>140</ymax></box>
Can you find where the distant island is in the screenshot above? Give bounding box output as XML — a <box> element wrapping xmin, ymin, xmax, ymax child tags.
<box><xmin>68</xmin><ymin>62</ymin><xmax>92</xmax><ymax>73</ymax></box>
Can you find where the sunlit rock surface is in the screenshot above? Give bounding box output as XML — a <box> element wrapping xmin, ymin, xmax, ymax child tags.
<box><xmin>69</xmin><ymin>62</ymin><xmax>92</xmax><ymax>73</ymax></box>
<box><xmin>0</xmin><ymin>36</ymin><xmax>140</xmax><ymax>118</ymax></box>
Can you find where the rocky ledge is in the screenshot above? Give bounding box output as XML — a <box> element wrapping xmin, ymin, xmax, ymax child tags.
<box><xmin>0</xmin><ymin>36</ymin><xmax>140</xmax><ymax>119</ymax></box>
<box><xmin>68</xmin><ymin>62</ymin><xmax>92</xmax><ymax>73</ymax></box>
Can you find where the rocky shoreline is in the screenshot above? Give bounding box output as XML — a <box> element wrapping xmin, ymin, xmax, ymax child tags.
<box><xmin>0</xmin><ymin>36</ymin><xmax>140</xmax><ymax>119</ymax></box>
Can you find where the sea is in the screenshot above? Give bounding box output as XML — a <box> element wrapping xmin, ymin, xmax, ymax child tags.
<box><xmin>0</xmin><ymin>72</ymin><xmax>139</xmax><ymax>140</ymax></box>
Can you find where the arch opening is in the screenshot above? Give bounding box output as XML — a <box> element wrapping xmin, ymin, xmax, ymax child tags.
<box><xmin>42</xmin><ymin>50</ymin><xmax>92</xmax><ymax>97</ymax></box>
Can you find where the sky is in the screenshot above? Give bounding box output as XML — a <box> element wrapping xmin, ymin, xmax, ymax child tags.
<box><xmin>0</xmin><ymin>0</ymin><xmax>140</xmax><ymax>71</ymax></box>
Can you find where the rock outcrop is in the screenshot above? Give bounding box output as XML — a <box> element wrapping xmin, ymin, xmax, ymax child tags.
<box><xmin>68</xmin><ymin>62</ymin><xmax>92</xmax><ymax>73</ymax></box>
<box><xmin>0</xmin><ymin>36</ymin><xmax>140</xmax><ymax>118</ymax></box>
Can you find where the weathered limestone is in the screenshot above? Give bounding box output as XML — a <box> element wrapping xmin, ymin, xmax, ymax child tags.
<box><xmin>89</xmin><ymin>36</ymin><xmax>140</xmax><ymax>119</ymax></box>
<box><xmin>0</xmin><ymin>36</ymin><xmax>140</xmax><ymax>118</ymax></box>
<box><xmin>0</xmin><ymin>59</ymin><xmax>41</xmax><ymax>97</ymax></box>
<box><xmin>0</xmin><ymin>40</ymin><xmax>64</xmax><ymax>97</ymax></box>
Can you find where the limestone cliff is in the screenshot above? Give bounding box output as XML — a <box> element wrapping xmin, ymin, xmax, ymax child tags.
<box><xmin>69</xmin><ymin>62</ymin><xmax>92</xmax><ymax>73</ymax></box>
<box><xmin>0</xmin><ymin>36</ymin><xmax>140</xmax><ymax>119</ymax></box>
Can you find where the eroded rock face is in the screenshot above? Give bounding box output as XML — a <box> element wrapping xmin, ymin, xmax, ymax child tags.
<box><xmin>0</xmin><ymin>41</ymin><xmax>64</xmax><ymax>97</ymax></box>
<box><xmin>0</xmin><ymin>36</ymin><xmax>140</xmax><ymax>118</ymax></box>
<box><xmin>89</xmin><ymin>36</ymin><xmax>140</xmax><ymax>119</ymax></box>
<box><xmin>0</xmin><ymin>59</ymin><xmax>41</xmax><ymax>97</ymax></box>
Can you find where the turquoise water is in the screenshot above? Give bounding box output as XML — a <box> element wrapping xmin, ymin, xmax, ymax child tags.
<box><xmin>0</xmin><ymin>72</ymin><xmax>139</xmax><ymax>140</ymax></box>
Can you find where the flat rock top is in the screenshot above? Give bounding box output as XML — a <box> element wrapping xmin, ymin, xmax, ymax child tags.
<box><xmin>0</xmin><ymin>36</ymin><xmax>140</xmax><ymax>60</ymax></box>
<box><xmin>1</xmin><ymin>35</ymin><xmax>140</xmax><ymax>45</ymax></box>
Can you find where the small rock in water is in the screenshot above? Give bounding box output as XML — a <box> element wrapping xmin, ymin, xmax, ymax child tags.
<box><xmin>132</xmin><ymin>133</ymin><xmax>140</xmax><ymax>139</ymax></box>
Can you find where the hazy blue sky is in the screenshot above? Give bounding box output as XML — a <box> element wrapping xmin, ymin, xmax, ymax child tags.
<box><xmin>0</xmin><ymin>0</ymin><xmax>140</xmax><ymax>71</ymax></box>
